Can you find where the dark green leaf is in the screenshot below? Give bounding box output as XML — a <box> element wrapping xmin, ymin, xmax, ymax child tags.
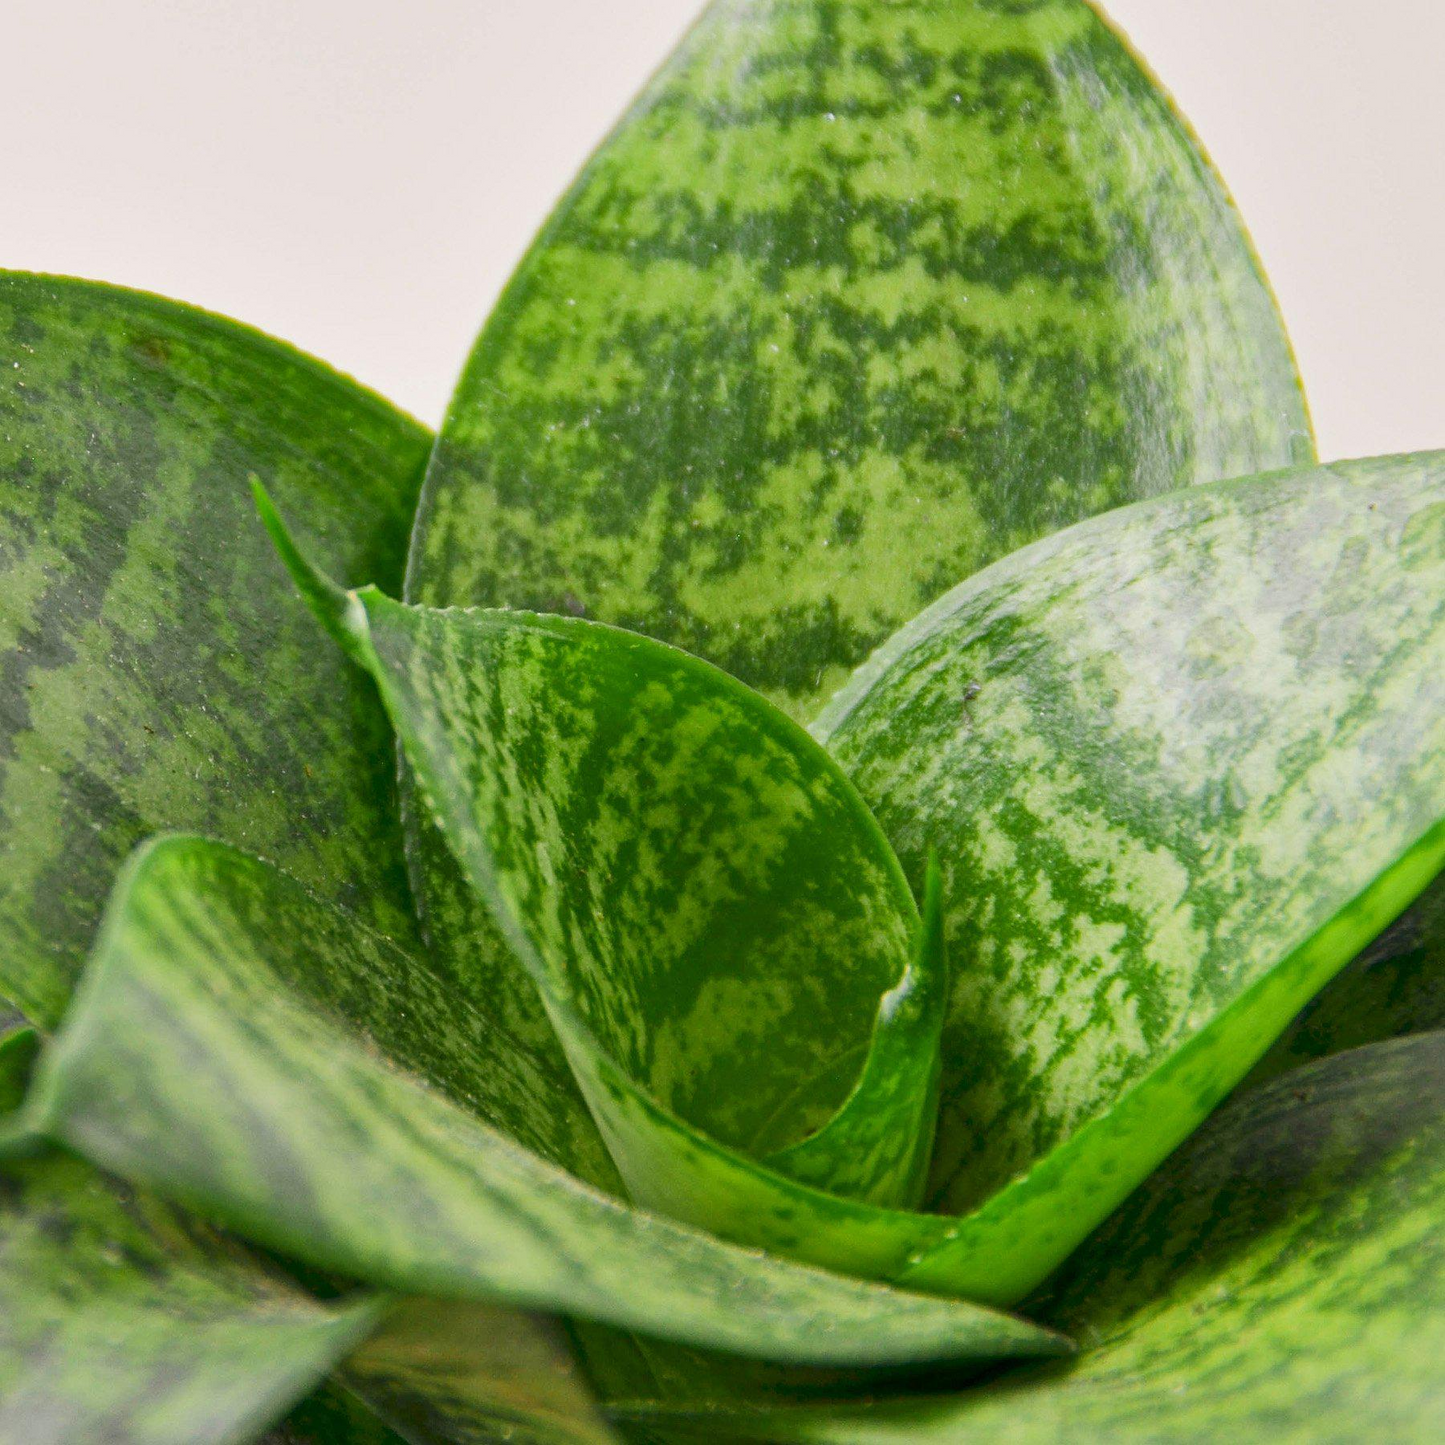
<box><xmin>265</xmin><ymin>1384</ymin><xmax>409</xmax><ymax>1445</ymax></box>
<box><xmin>0</xmin><ymin>1020</ymin><xmax>37</xmax><ymax>1120</ymax></box>
<box><xmin>0</xmin><ymin>272</ymin><xmax>428</xmax><ymax>1028</ymax></box>
<box><xmin>28</xmin><ymin>836</ymin><xmax>1066</xmax><ymax>1368</ymax></box>
<box><xmin>1248</xmin><ymin>866</ymin><xmax>1445</xmax><ymax>1087</ymax></box>
<box><xmin>409</xmin><ymin>0</ymin><xmax>1311</xmax><ymax>720</ymax></box>
<box><xmin>617</xmin><ymin>1033</ymin><xmax>1445</xmax><ymax>1440</ymax></box>
<box><xmin>261</xmin><ymin>485</ymin><xmax>947</xmax><ymax>1219</ymax></box>
<box><xmin>818</xmin><ymin>452</ymin><xmax>1445</xmax><ymax>1303</ymax></box>
<box><xmin>0</xmin><ymin>1142</ymin><xmax>379</xmax><ymax>1445</ymax></box>
<box><xmin>342</xmin><ymin>1299</ymin><xmax>620</xmax><ymax>1445</ymax></box>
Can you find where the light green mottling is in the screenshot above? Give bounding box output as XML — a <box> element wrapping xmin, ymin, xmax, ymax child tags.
<box><xmin>0</xmin><ymin>1140</ymin><xmax>380</xmax><ymax>1445</ymax></box>
<box><xmin>399</xmin><ymin>0</ymin><xmax>1313</xmax><ymax>1251</ymax></box>
<box><xmin>612</xmin><ymin>1034</ymin><xmax>1445</xmax><ymax>1442</ymax></box>
<box><xmin>27</xmin><ymin>836</ymin><xmax>1065</xmax><ymax>1368</ymax></box>
<box><xmin>0</xmin><ymin>272</ymin><xmax>429</xmax><ymax>1028</ymax></box>
<box><xmin>261</xmin><ymin>483</ymin><xmax>946</xmax><ymax>1215</ymax></box>
<box><xmin>411</xmin><ymin>0</ymin><xmax>1310</xmax><ymax>720</ymax></box>
<box><xmin>817</xmin><ymin>452</ymin><xmax>1445</xmax><ymax>1301</ymax></box>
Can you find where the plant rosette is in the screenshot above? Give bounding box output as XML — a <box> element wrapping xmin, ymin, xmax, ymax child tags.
<box><xmin>0</xmin><ymin>3</ymin><xmax>1441</xmax><ymax>1443</ymax></box>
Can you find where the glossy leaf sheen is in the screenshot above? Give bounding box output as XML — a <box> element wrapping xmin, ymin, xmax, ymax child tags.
<box><xmin>29</xmin><ymin>836</ymin><xmax>1066</xmax><ymax>1369</ymax></box>
<box><xmin>0</xmin><ymin>1142</ymin><xmax>379</xmax><ymax>1445</ymax></box>
<box><xmin>624</xmin><ymin>1034</ymin><xmax>1445</xmax><ymax>1440</ymax></box>
<box><xmin>0</xmin><ymin>273</ymin><xmax>428</xmax><ymax>1028</ymax></box>
<box><xmin>410</xmin><ymin>0</ymin><xmax>1312</xmax><ymax>718</ymax></box>
<box><xmin>818</xmin><ymin>453</ymin><xmax>1445</xmax><ymax>1302</ymax></box>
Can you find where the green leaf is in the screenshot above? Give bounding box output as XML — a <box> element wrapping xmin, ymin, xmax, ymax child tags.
<box><xmin>815</xmin><ymin>452</ymin><xmax>1445</xmax><ymax>1303</ymax></box>
<box><xmin>27</xmin><ymin>835</ymin><xmax>1067</xmax><ymax>1369</ymax></box>
<box><xmin>265</xmin><ymin>1384</ymin><xmax>409</xmax><ymax>1445</ymax></box>
<box><xmin>259</xmin><ymin>483</ymin><xmax>946</xmax><ymax>1218</ymax></box>
<box><xmin>0</xmin><ymin>1020</ymin><xmax>37</xmax><ymax>1120</ymax></box>
<box><xmin>409</xmin><ymin>0</ymin><xmax>1311</xmax><ymax>721</ymax></box>
<box><xmin>341</xmin><ymin>1299</ymin><xmax>621</xmax><ymax>1445</ymax></box>
<box><xmin>1247</xmin><ymin>867</ymin><xmax>1445</xmax><ymax>1088</ymax></box>
<box><xmin>616</xmin><ymin>1033</ymin><xmax>1445</xmax><ymax>1440</ymax></box>
<box><xmin>0</xmin><ymin>1141</ymin><xmax>380</xmax><ymax>1445</ymax></box>
<box><xmin>397</xmin><ymin>0</ymin><xmax>1314</xmax><ymax>1260</ymax></box>
<box><xmin>0</xmin><ymin>272</ymin><xmax>429</xmax><ymax>1028</ymax></box>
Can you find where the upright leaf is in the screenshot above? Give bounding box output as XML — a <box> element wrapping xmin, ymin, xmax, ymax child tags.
<box><xmin>410</xmin><ymin>0</ymin><xmax>1311</xmax><ymax>718</ymax></box>
<box><xmin>0</xmin><ymin>273</ymin><xmax>428</xmax><ymax>1027</ymax></box>
<box><xmin>818</xmin><ymin>452</ymin><xmax>1445</xmax><ymax>1302</ymax></box>
<box><xmin>0</xmin><ymin>1142</ymin><xmax>380</xmax><ymax>1445</ymax></box>
<box><xmin>400</xmin><ymin>0</ymin><xmax>1314</xmax><ymax>1230</ymax></box>
<box><xmin>615</xmin><ymin>1034</ymin><xmax>1445</xmax><ymax>1441</ymax></box>
<box><xmin>264</xmin><ymin>487</ymin><xmax>946</xmax><ymax>1216</ymax></box>
<box><xmin>27</xmin><ymin>836</ymin><xmax>1065</xmax><ymax>1368</ymax></box>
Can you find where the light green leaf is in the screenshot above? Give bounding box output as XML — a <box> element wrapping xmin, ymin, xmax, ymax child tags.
<box><xmin>399</xmin><ymin>0</ymin><xmax>1313</xmax><ymax>1257</ymax></box>
<box><xmin>261</xmin><ymin>484</ymin><xmax>946</xmax><ymax>1218</ymax></box>
<box><xmin>410</xmin><ymin>0</ymin><xmax>1312</xmax><ymax>720</ymax></box>
<box><xmin>0</xmin><ymin>1141</ymin><xmax>380</xmax><ymax>1445</ymax></box>
<box><xmin>341</xmin><ymin>1299</ymin><xmax>620</xmax><ymax>1445</ymax></box>
<box><xmin>0</xmin><ymin>272</ymin><xmax>428</xmax><ymax>1028</ymax></box>
<box><xmin>27</xmin><ymin>835</ymin><xmax>1067</xmax><ymax>1369</ymax></box>
<box><xmin>815</xmin><ymin>452</ymin><xmax>1445</xmax><ymax>1303</ymax></box>
<box><xmin>616</xmin><ymin>1033</ymin><xmax>1445</xmax><ymax>1441</ymax></box>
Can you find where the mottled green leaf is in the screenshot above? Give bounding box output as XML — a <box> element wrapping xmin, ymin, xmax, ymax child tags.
<box><xmin>28</xmin><ymin>836</ymin><xmax>1066</xmax><ymax>1368</ymax></box>
<box><xmin>400</xmin><ymin>0</ymin><xmax>1313</xmax><ymax>1257</ymax></box>
<box><xmin>815</xmin><ymin>452</ymin><xmax>1445</xmax><ymax>1303</ymax></box>
<box><xmin>0</xmin><ymin>1141</ymin><xmax>380</xmax><ymax>1445</ymax></box>
<box><xmin>1248</xmin><ymin>867</ymin><xmax>1445</xmax><ymax>1088</ymax></box>
<box><xmin>0</xmin><ymin>272</ymin><xmax>429</xmax><ymax>1028</ymax></box>
<box><xmin>410</xmin><ymin>0</ymin><xmax>1311</xmax><ymax>719</ymax></box>
<box><xmin>342</xmin><ymin>1299</ymin><xmax>620</xmax><ymax>1445</ymax></box>
<box><xmin>618</xmin><ymin>1034</ymin><xmax>1445</xmax><ymax>1441</ymax></box>
<box><xmin>262</xmin><ymin>486</ymin><xmax>946</xmax><ymax>1219</ymax></box>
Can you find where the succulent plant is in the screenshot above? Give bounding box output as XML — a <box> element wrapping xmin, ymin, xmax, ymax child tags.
<box><xmin>1</xmin><ymin>3</ymin><xmax>1440</xmax><ymax>1442</ymax></box>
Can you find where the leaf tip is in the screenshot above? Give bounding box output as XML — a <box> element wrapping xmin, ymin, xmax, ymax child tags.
<box><xmin>251</xmin><ymin>475</ymin><xmax>370</xmax><ymax>664</ymax></box>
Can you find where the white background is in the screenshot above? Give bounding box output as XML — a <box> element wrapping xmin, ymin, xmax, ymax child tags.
<box><xmin>2</xmin><ymin>1</ymin><xmax>1439</xmax><ymax>463</ymax></box>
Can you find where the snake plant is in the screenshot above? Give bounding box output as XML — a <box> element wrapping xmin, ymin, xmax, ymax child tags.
<box><xmin>1</xmin><ymin>2</ymin><xmax>1440</xmax><ymax>1441</ymax></box>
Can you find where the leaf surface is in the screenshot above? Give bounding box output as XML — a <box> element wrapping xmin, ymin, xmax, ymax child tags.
<box><xmin>1248</xmin><ymin>867</ymin><xmax>1445</xmax><ymax>1087</ymax></box>
<box><xmin>264</xmin><ymin>487</ymin><xmax>946</xmax><ymax>1218</ymax></box>
<box><xmin>399</xmin><ymin>0</ymin><xmax>1315</xmax><ymax>1233</ymax></box>
<box><xmin>341</xmin><ymin>1299</ymin><xmax>621</xmax><ymax>1445</ymax></box>
<box><xmin>818</xmin><ymin>452</ymin><xmax>1445</xmax><ymax>1302</ymax></box>
<box><xmin>617</xmin><ymin>1033</ymin><xmax>1445</xmax><ymax>1441</ymax></box>
<box><xmin>410</xmin><ymin>0</ymin><xmax>1312</xmax><ymax>718</ymax></box>
<box><xmin>264</xmin><ymin>1385</ymin><xmax>409</xmax><ymax>1445</ymax></box>
<box><xmin>0</xmin><ymin>273</ymin><xmax>428</xmax><ymax>1027</ymax></box>
<box><xmin>0</xmin><ymin>1141</ymin><xmax>379</xmax><ymax>1445</ymax></box>
<box><xmin>28</xmin><ymin>836</ymin><xmax>1065</xmax><ymax>1368</ymax></box>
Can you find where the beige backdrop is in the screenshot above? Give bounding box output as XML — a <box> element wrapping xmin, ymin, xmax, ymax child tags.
<box><xmin>2</xmin><ymin>1</ymin><xmax>1438</xmax><ymax>463</ymax></box>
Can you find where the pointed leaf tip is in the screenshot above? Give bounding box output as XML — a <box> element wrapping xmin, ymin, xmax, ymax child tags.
<box><xmin>252</xmin><ymin>477</ymin><xmax>370</xmax><ymax>665</ymax></box>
